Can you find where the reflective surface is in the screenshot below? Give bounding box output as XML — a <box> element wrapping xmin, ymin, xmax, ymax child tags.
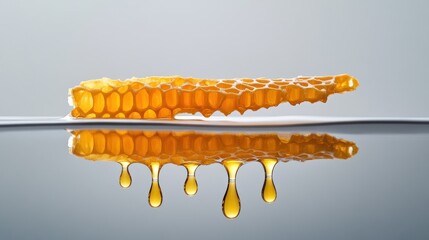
<box><xmin>69</xmin><ymin>130</ymin><xmax>358</xmax><ymax>219</ymax></box>
<box><xmin>0</xmin><ymin>125</ymin><xmax>428</xmax><ymax>239</ymax></box>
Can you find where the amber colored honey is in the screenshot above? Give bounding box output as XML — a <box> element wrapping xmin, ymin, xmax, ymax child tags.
<box><xmin>69</xmin><ymin>130</ymin><xmax>358</xmax><ymax>219</ymax></box>
<box><xmin>71</xmin><ymin>130</ymin><xmax>358</xmax><ymax>163</ymax></box>
<box><xmin>69</xmin><ymin>74</ymin><xmax>359</xmax><ymax>119</ymax></box>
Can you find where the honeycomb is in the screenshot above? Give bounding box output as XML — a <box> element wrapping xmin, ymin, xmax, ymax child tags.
<box><xmin>69</xmin><ymin>130</ymin><xmax>358</xmax><ymax>218</ymax></box>
<box><xmin>70</xmin><ymin>130</ymin><xmax>359</xmax><ymax>164</ymax></box>
<box><xmin>69</xmin><ymin>74</ymin><xmax>359</xmax><ymax>119</ymax></box>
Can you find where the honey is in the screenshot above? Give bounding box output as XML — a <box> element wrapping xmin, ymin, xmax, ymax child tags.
<box><xmin>69</xmin><ymin>74</ymin><xmax>359</xmax><ymax>119</ymax></box>
<box><xmin>222</xmin><ymin>160</ymin><xmax>243</xmax><ymax>219</ymax></box>
<box><xmin>260</xmin><ymin>159</ymin><xmax>278</xmax><ymax>203</ymax></box>
<box><xmin>69</xmin><ymin>129</ymin><xmax>358</xmax><ymax>219</ymax></box>
<box><xmin>183</xmin><ymin>163</ymin><xmax>199</xmax><ymax>196</ymax></box>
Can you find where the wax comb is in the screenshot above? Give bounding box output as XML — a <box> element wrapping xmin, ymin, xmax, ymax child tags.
<box><xmin>69</xmin><ymin>74</ymin><xmax>359</xmax><ymax>119</ymax></box>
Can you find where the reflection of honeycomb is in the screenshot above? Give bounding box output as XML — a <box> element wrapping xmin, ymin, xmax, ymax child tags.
<box><xmin>70</xmin><ymin>130</ymin><xmax>358</xmax><ymax>164</ymax></box>
<box><xmin>69</xmin><ymin>74</ymin><xmax>359</xmax><ymax>119</ymax></box>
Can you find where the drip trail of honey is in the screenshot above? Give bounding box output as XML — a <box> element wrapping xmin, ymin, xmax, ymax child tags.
<box><xmin>260</xmin><ymin>159</ymin><xmax>278</xmax><ymax>203</ymax></box>
<box><xmin>222</xmin><ymin>160</ymin><xmax>243</xmax><ymax>219</ymax></box>
<box><xmin>148</xmin><ymin>161</ymin><xmax>162</xmax><ymax>208</ymax></box>
<box><xmin>69</xmin><ymin>129</ymin><xmax>358</xmax><ymax>218</ymax></box>
<box><xmin>69</xmin><ymin>74</ymin><xmax>359</xmax><ymax>119</ymax></box>
<box><xmin>183</xmin><ymin>163</ymin><xmax>199</xmax><ymax>196</ymax></box>
<box><xmin>119</xmin><ymin>162</ymin><xmax>132</xmax><ymax>188</ymax></box>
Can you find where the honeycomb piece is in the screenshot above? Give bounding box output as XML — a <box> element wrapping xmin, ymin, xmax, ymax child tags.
<box><xmin>69</xmin><ymin>130</ymin><xmax>358</xmax><ymax>219</ymax></box>
<box><xmin>70</xmin><ymin>130</ymin><xmax>359</xmax><ymax>164</ymax></box>
<box><xmin>69</xmin><ymin>74</ymin><xmax>359</xmax><ymax>119</ymax></box>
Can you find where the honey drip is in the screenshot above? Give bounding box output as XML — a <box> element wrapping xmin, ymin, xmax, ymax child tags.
<box><xmin>69</xmin><ymin>129</ymin><xmax>359</xmax><ymax>219</ymax></box>
<box><xmin>183</xmin><ymin>163</ymin><xmax>199</xmax><ymax>196</ymax></box>
<box><xmin>119</xmin><ymin>162</ymin><xmax>132</xmax><ymax>188</ymax></box>
<box><xmin>222</xmin><ymin>160</ymin><xmax>243</xmax><ymax>219</ymax></box>
<box><xmin>260</xmin><ymin>159</ymin><xmax>278</xmax><ymax>203</ymax></box>
<box><xmin>148</xmin><ymin>161</ymin><xmax>162</xmax><ymax>208</ymax></box>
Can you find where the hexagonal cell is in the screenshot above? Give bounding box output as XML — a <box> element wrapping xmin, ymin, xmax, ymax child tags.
<box><xmin>165</xmin><ymin>89</ymin><xmax>178</xmax><ymax>109</ymax></box>
<box><xmin>216</xmin><ymin>82</ymin><xmax>233</xmax><ymax>89</ymax></box>
<box><xmin>93</xmin><ymin>92</ymin><xmax>105</xmax><ymax>113</ymax></box>
<box><xmin>136</xmin><ymin>89</ymin><xmax>149</xmax><ymax>110</ymax></box>
<box><xmin>106</xmin><ymin>92</ymin><xmax>120</xmax><ymax>113</ymax></box>
<box><xmin>128</xmin><ymin>112</ymin><xmax>141</xmax><ymax>119</ymax></box>
<box><xmin>143</xmin><ymin>109</ymin><xmax>157</xmax><ymax>118</ymax></box>
<box><xmin>150</xmin><ymin>89</ymin><xmax>163</xmax><ymax>110</ymax></box>
<box><xmin>122</xmin><ymin>92</ymin><xmax>134</xmax><ymax>112</ymax></box>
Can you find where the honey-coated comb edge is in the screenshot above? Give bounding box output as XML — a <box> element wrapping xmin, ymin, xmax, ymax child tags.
<box><xmin>69</xmin><ymin>74</ymin><xmax>359</xmax><ymax>119</ymax></box>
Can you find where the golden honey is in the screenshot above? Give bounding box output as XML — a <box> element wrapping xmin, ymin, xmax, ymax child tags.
<box><xmin>71</xmin><ymin>130</ymin><xmax>358</xmax><ymax>163</ymax></box>
<box><xmin>260</xmin><ymin>159</ymin><xmax>278</xmax><ymax>203</ymax></box>
<box><xmin>183</xmin><ymin>163</ymin><xmax>199</xmax><ymax>196</ymax></box>
<box><xmin>69</xmin><ymin>129</ymin><xmax>358</xmax><ymax>219</ymax></box>
<box><xmin>222</xmin><ymin>160</ymin><xmax>243</xmax><ymax>219</ymax></box>
<box><xmin>69</xmin><ymin>74</ymin><xmax>359</xmax><ymax>119</ymax></box>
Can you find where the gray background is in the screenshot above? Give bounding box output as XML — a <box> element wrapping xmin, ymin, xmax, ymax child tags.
<box><xmin>1</xmin><ymin>1</ymin><xmax>429</xmax><ymax>239</ymax></box>
<box><xmin>1</xmin><ymin>129</ymin><xmax>428</xmax><ymax>240</ymax></box>
<box><xmin>1</xmin><ymin>0</ymin><xmax>428</xmax><ymax>117</ymax></box>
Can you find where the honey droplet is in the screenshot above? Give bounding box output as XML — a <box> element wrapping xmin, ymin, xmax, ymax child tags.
<box><xmin>119</xmin><ymin>162</ymin><xmax>132</xmax><ymax>188</ymax></box>
<box><xmin>184</xmin><ymin>176</ymin><xmax>198</xmax><ymax>196</ymax></box>
<box><xmin>149</xmin><ymin>180</ymin><xmax>162</xmax><ymax>208</ymax></box>
<box><xmin>260</xmin><ymin>159</ymin><xmax>278</xmax><ymax>203</ymax></box>
<box><xmin>148</xmin><ymin>161</ymin><xmax>162</xmax><ymax>208</ymax></box>
<box><xmin>183</xmin><ymin>163</ymin><xmax>199</xmax><ymax>196</ymax></box>
<box><xmin>222</xmin><ymin>182</ymin><xmax>240</xmax><ymax>219</ymax></box>
<box><xmin>70</xmin><ymin>129</ymin><xmax>360</xmax><ymax>217</ymax></box>
<box><xmin>222</xmin><ymin>160</ymin><xmax>243</xmax><ymax>219</ymax></box>
<box><xmin>262</xmin><ymin>177</ymin><xmax>276</xmax><ymax>203</ymax></box>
